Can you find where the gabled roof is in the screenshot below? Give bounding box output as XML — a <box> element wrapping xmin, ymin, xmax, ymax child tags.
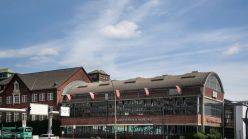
<box><xmin>69</xmin><ymin>71</ymin><xmax>215</xmax><ymax>95</ymax></box>
<box><xmin>0</xmin><ymin>75</ymin><xmax>14</xmax><ymax>85</ymax></box>
<box><xmin>0</xmin><ymin>67</ymin><xmax>88</xmax><ymax>91</ymax></box>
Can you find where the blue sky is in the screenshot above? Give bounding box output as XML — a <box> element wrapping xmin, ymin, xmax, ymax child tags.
<box><xmin>0</xmin><ymin>0</ymin><xmax>248</xmax><ymax>100</ymax></box>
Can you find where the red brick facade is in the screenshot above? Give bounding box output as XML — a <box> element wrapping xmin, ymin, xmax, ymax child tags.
<box><xmin>0</xmin><ymin>67</ymin><xmax>90</xmax><ymax>122</ymax></box>
<box><xmin>204</xmin><ymin>87</ymin><xmax>224</xmax><ymax>101</ymax></box>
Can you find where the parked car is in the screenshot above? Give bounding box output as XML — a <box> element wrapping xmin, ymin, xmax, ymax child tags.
<box><xmin>39</xmin><ymin>134</ymin><xmax>56</xmax><ymax>139</ymax></box>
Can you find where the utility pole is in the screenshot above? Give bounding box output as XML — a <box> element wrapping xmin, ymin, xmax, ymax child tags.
<box><xmin>110</xmin><ymin>80</ymin><xmax>117</xmax><ymax>139</ymax></box>
<box><xmin>115</xmin><ymin>90</ymin><xmax>117</xmax><ymax>139</ymax></box>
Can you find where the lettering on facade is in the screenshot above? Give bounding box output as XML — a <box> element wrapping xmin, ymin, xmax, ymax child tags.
<box><xmin>117</xmin><ymin>118</ymin><xmax>152</xmax><ymax>123</ymax></box>
<box><xmin>206</xmin><ymin>118</ymin><xmax>221</xmax><ymax>124</ymax></box>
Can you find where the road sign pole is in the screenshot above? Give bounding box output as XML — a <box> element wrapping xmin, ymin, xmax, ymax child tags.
<box><xmin>47</xmin><ymin>111</ymin><xmax>59</xmax><ymax>134</ymax></box>
<box><xmin>48</xmin><ymin>113</ymin><xmax>53</xmax><ymax>134</ymax></box>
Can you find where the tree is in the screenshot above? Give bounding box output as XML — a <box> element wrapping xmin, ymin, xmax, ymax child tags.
<box><xmin>206</xmin><ymin>128</ymin><xmax>221</xmax><ymax>139</ymax></box>
<box><xmin>193</xmin><ymin>131</ymin><xmax>207</xmax><ymax>139</ymax></box>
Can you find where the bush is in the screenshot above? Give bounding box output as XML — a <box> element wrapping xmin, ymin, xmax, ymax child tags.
<box><xmin>206</xmin><ymin>128</ymin><xmax>221</xmax><ymax>139</ymax></box>
<box><xmin>193</xmin><ymin>132</ymin><xmax>207</xmax><ymax>139</ymax></box>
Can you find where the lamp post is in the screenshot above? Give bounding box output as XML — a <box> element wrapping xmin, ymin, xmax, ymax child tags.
<box><xmin>115</xmin><ymin>90</ymin><xmax>117</xmax><ymax>139</ymax></box>
<box><xmin>110</xmin><ymin>80</ymin><xmax>117</xmax><ymax>139</ymax></box>
<box><xmin>105</xmin><ymin>93</ymin><xmax>109</xmax><ymax>139</ymax></box>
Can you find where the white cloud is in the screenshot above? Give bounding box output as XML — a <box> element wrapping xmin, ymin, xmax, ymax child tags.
<box><xmin>0</xmin><ymin>46</ymin><xmax>58</xmax><ymax>58</ymax></box>
<box><xmin>100</xmin><ymin>20</ymin><xmax>141</xmax><ymax>39</ymax></box>
<box><xmin>223</xmin><ymin>44</ymin><xmax>240</xmax><ymax>55</ymax></box>
<box><xmin>2</xmin><ymin>0</ymin><xmax>248</xmax><ymax>101</ymax></box>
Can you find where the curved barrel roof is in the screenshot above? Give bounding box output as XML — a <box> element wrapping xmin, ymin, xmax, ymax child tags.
<box><xmin>68</xmin><ymin>71</ymin><xmax>223</xmax><ymax>95</ymax></box>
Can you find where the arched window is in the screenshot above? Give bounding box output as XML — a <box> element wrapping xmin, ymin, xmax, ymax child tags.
<box><xmin>205</xmin><ymin>75</ymin><xmax>222</xmax><ymax>92</ymax></box>
<box><xmin>14</xmin><ymin>81</ymin><xmax>19</xmax><ymax>91</ymax></box>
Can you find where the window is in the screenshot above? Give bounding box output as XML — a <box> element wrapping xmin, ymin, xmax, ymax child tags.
<box><xmin>0</xmin><ymin>97</ymin><xmax>2</xmax><ymax>105</ymax></box>
<box><xmin>14</xmin><ymin>112</ymin><xmax>20</xmax><ymax>122</ymax></box>
<box><xmin>6</xmin><ymin>112</ymin><xmax>12</xmax><ymax>122</ymax></box>
<box><xmin>13</xmin><ymin>95</ymin><xmax>20</xmax><ymax>104</ymax></box>
<box><xmin>6</xmin><ymin>96</ymin><xmax>12</xmax><ymax>104</ymax></box>
<box><xmin>31</xmin><ymin>115</ymin><xmax>36</xmax><ymax>121</ymax></box>
<box><xmin>31</xmin><ymin>94</ymin><xmax>38</xmax><ymax>102</ymax></box>
<box><xmin>39</xmin><ymin>115</ymin><xmax>46</xmax><ymax>121</ymax></box>
<box><xmin>204</xmin><ymin>98</ymin><xmax>222</xmax><ymax>118</ymax></box>
<box><xmin>22</xmin><ymin>95</ymin><xmax>28</xmax><ymax>103</ymax></box>
<box><xmin>0</xmin><ymin>112</ymin><xmax>2</xmax><ymax>123</ymax></box>
<box><xmin>206</xmin><ymin>75</ymin><xmax>222</xmax><ymax>92</ymax></box>
<box><xmin>47</xmin><ymin>93</ymin><xmax>54</xmax><ymax>101</ymax></box>
<box><xmin>39</xmin><ymin>93</ymin><xmax>45</xmax><ymax>101</ymax></box>
<box><xmin>14</xmin><ymin>81</ymin><xmax>19</xmax><ymax>91</ymax></box>
<box><xmin>22</xmin><ymin>113</ymin><xmax>27</xmax><ymax>120</ymax></box>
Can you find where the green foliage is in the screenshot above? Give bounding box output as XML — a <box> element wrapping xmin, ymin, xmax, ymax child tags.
<box><xmin>206</xmin><ymin>128</ymin><xmax>221</xmax><ymax>139</ymax></box>
<box><xmin>193</xmin><ymin>132</ymin><xmax>207</xmax><ymax>139</ymax></box>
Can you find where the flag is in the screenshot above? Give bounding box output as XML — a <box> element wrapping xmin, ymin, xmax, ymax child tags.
<box><xmin>176</xmin><ymin>85</ymin><xmax>182</xmax><ymax>94</ymax></box>
<box><xmin>144</xmin><ymin>88</ymin><xmax>149</xmax><ymax>96</ymax></box>
<box><xmin>89</xmin><ymin>92</ymin><xmax>95</xmax><ymax>100</ymax></box>
<box><xmin>66</xmin><ymin>94</ymin><xmax>71</xmax><ymax>101</ymax></box>
<box><xmin>115</xmin><ymin>89</ymin><xmax>120</xmax><ymax>98</ymax></box>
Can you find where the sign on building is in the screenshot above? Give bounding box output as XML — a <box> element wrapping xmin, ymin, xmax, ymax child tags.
<box><xmin>60</xmin><ymin>106</ymin><xmax>70</xmax><ymax>117</ymax></box>
<box><xmin>30</xmin><ymin>103</ymin><xmax>48</xmax><ymax>115</ymax></box>
<box><xmin>212</xmin><ymin>91</ymin><xmax>218</xmax><ymax>98</ymax></box>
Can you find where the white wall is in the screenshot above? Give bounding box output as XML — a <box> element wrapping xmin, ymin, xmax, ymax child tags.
<box><xmin>235</xmin><ymin>105</ymin><xmax>247</xmax><ymax>139</ymax></box>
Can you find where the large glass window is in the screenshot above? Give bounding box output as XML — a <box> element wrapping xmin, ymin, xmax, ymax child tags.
<box><xmin>204</xmin><ymin>98</ymin><xmax>222</xmax><ymax>118</ymax></box>
<box><xmin>70</xmin><ymin>96</ymin><xmax>198</xmax><ymax>117</ymax></box>
<box><xmin>65</xmin><ymin>125</ymin><xmax>197</xmax><ymax>137</ymax></box>
<box><xmin>206</xmin><ymin>75</ymin><xmax>222</xmax><ymax>92</ymax></box>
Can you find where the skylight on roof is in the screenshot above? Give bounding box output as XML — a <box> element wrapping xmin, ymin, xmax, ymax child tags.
<box><xmin>151</xmin><ymin>76</ymin><xmax>164</xmax><ymax>81</ymax></box>
<box><xmin>99</xmin><ymin>83</ymin><xmax>110</xmax><ymax>86</ymax></box>
<box><xmin>181</xmin><ymin>75</ymin><xmax>196</xmax><ymax>79</ymax></box>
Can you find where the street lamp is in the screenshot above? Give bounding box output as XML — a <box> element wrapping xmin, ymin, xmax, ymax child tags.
<box><xmin>105</xmin><ymin>93</ymin><xmax>109</xmax><ymax>139</ymax></box>
<box><xmin>110</xmin><ymin>80</ymin><xmax>117</xmax><ymax>139</ymax></box>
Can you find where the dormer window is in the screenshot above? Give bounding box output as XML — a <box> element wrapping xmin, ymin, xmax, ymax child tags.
<box><xmin>14</xmin><ymin>81</ymin><xmax>19</xmax><ymax>91</ymax></box>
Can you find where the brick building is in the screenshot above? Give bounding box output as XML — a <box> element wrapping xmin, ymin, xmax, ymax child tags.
<box><xmin>0</xmin><ymin>67</ymin><xmax>90</xmax><ymax>123</ymax></box>
<box><xmin>61</xmin><ymin>71</ymin><xmax>224</xmax><ymax>139</ymax></box>
<box><xmin>88</xmin><ymin>70</ymin><xmax>110</xmax><ymax>82</ymax></box>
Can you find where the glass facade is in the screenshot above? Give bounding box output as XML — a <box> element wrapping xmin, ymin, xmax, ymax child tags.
<box><xmin>69</xmin><ymin>96</ymin><xmax>199</xmax><ymax>118</ymax></box>
<box><xmin>64</xmin><ymin>125</ymin><xmax>197</xmax><ymax>138</ymax></box>
<box><xmin>204</xmin><ymin>98</ymin><xmax>223</xmax><ymax>118</ymax></box>
<box><xmin>62</xmin><ymin>73</ymin><xmax>225</xmax><ymax>138</ymax></box>
<box><xmin>205</xmin><ymin>75</ymin><xmax>222</xmax><ymax>92</ymax></box>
